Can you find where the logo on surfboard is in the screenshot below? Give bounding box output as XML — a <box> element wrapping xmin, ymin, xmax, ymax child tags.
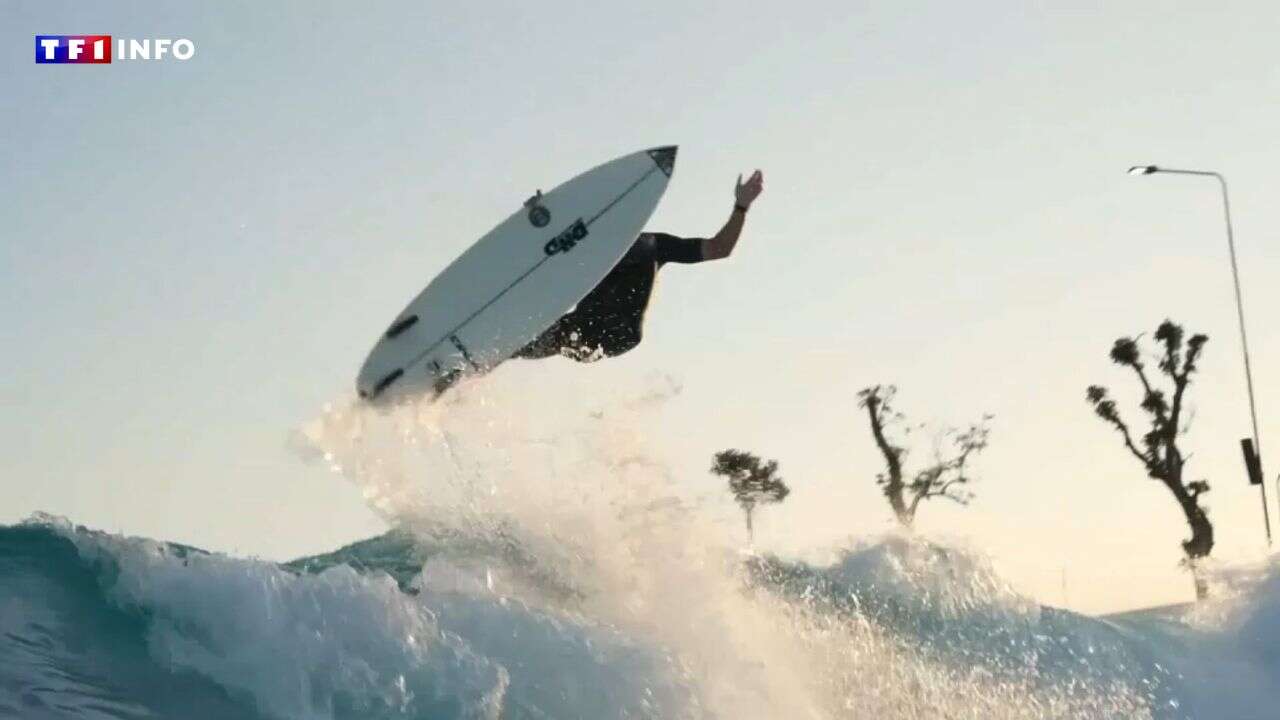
<box><xmin>543</xmin><ymin>219</ymin><xmax>589</xmax><ymax>256</ymax></box>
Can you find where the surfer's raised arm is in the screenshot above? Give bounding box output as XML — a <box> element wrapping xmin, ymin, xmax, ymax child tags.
<box><xmin>513</xmin><ymin>158</ymin><xmax>764</xmax><ymax>369</ymax></box>
<box><xmin>702</xmin><ymin>170</ymin><xmax>763</xmax><ymax>261</ymax></box>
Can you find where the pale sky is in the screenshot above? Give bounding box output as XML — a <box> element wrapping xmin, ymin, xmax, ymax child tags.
<box><xmin>3</xmin><ymin>1</ymin><xmax>1279</xmax><ymax>615</ymax></box>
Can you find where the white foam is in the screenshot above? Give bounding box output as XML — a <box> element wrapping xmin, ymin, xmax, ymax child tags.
<box><xmin>293</xmin><ymin>369</ymin><xmax>1159</xmax><ymax>718</ymax></box>
<box><xmin>55</xmin><ymin>521</ymin><xmax>508</xmax><ymax>720</ymax></box>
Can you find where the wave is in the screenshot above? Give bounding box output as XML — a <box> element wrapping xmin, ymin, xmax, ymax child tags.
<box><xmin>7</xmin><ymin>371</ymin><xmax>1280</xmax><ymax>718</ymax></box>
<box><xmin>11</xmin><ymin>514</ymin><xmax>1280</xmax><ymax>719</ymax></box>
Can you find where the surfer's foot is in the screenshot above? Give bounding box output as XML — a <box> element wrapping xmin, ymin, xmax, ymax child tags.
<box><xmin>562</xmin><ymin>344</ymin><xmax>605</xmax><ymax>363</ymax></box>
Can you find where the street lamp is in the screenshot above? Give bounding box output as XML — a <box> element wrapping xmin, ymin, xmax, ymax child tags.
<box><xmin>1128</xmin><ymin>165</ymin><xmax>1271</xmax><ymax>544</ymax></box>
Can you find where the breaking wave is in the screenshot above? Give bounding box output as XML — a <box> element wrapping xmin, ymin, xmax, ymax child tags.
<box><xmin>6</xmin><ymin>371</ymin><xmax>1280</xmax><ymax>719</ymax></box>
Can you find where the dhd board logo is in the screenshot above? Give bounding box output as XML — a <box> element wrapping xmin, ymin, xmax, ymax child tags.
<box><xmin>35</xmin><ymin>36</ymin><xmax>195</xmax><ymax>64</ymax></box>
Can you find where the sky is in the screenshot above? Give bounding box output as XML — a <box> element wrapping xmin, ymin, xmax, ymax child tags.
<box><xmin>3</xmin><ymin>0</ymin><xmax>1279</xmax><ymax>615</ymax></box>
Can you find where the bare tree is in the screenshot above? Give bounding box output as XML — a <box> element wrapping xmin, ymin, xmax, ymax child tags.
<box><xmin>857</xmin><ymin>385</ymin><xmax>991</xmax><ymax>529</ymax></box>
<box><xmin>711</xmin><ymin>450</ymin><xmax>790</xmax><ymax>543</ymax></box>
<box><xmin>1085</xmin><ymin>320</ymin><xmax>1214</xmax><ymax>599</ymax></box>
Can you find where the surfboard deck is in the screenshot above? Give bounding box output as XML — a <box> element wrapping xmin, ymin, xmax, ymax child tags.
<box><xmin>357</xmin><ymin>146</ymin><xmax>678</xmax><ymax>403</ymax></box>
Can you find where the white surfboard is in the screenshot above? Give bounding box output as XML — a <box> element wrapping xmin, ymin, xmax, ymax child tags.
<box><xmin>357</xmin><ymin>146</ymin><xmax>678</xmax><ymax>403</ymax></box>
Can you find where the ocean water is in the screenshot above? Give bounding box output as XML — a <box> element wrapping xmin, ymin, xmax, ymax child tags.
<box><xmin>6</xmin><ymin>375</ymin><xmax>1280</xmax><ymax>719</ymax></box>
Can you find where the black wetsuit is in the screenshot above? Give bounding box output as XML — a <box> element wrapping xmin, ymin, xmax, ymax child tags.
<box><xmin>514</xmin><ymin>232</ymin><xmax>707</xmax><ymax>362</ymax></box>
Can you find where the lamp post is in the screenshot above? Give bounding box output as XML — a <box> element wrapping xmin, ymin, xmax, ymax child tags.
<box><xmin>1128</xmin><ymin>165</ymin><xmax>1270</xmax><ymax>544</ymax></box>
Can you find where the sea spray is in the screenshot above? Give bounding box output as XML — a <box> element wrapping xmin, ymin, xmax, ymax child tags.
<box><xmin>293</xmin><ymin>369</ymin><xmax>1164</xmax><ymax>718</ymax></box>
<box><xmin>0</xmin><ymin>366</ymin><xmax>1198</xmax><ymax>720</ymax></box>
<box><xmin>296</xmin><ymin>373</ymin><xmax>827</xmax><ymax>718</ymax></box>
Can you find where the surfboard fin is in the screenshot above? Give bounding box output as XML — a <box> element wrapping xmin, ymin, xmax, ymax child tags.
<box><xmin>365</xmin><ymin>368</ymin><xmax>404</xmax><ymax>399</ymax></box>
<box><xmin>385</xmin><ymin>315</ymin><xmax>419</xmax><ymax>339</ymax></box>
<box><xmin>449</xmin><ymin>335</ymin><xmax>481</xmax><ymax>370</ymax></box>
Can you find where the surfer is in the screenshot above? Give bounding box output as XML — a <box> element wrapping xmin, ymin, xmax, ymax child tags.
<box><xmin>513</xmin><ymin>169</ymin><xmax>764</xmax><ymax>362</ymax></box>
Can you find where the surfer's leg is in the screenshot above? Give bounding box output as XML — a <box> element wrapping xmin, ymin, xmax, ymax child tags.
<box><xmin>513</xmin><ymin>316</ymin><xmax>574</xmax><ymax>360</ymax></box>
<box><xmin>559</xmin><ymin>294</ymin><xmax>647</xmax><ymax>362</ymax></box>
<box><xmin>512</xmin><ymin>332</ymin><xmax>559</xmax><ymax>359</ymax></box>
<box><xmin>523</xmin><ymin>325</ymin><xmax>636</xmax><ymax>363</ymax></box>
<box><xmin>561</xmin><ymin>310</ymin><xmax>642</xmax><ymax>362</ymax></box>
<box><xmin>597</xmin><ymin>323</ymin><xmax>642</xmax><ymax>358</ymax></box>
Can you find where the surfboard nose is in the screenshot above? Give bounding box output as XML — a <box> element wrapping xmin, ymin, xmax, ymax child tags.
<box><xmin>647</xmin><ymin>146</ymin><xmax>677</xmax><ymax>177</ymax></box>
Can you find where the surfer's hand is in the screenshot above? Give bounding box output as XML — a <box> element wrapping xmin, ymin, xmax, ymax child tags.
<box><xmin>735</xmin><ymin>170</ymin><xmax>763</xmax><ymax>209</ymax></box>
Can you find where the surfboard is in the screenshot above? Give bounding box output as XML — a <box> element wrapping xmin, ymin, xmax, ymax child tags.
<box><xmin>356</xmin><ymin>146</ymin><xmax>679</xmax><ymax>403</ymax></box>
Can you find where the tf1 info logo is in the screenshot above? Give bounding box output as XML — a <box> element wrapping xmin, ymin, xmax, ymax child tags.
<box><xmin>35</xmin><ymin>36</ymin><xmax>195</xmax><ymax>64</ymax></box>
